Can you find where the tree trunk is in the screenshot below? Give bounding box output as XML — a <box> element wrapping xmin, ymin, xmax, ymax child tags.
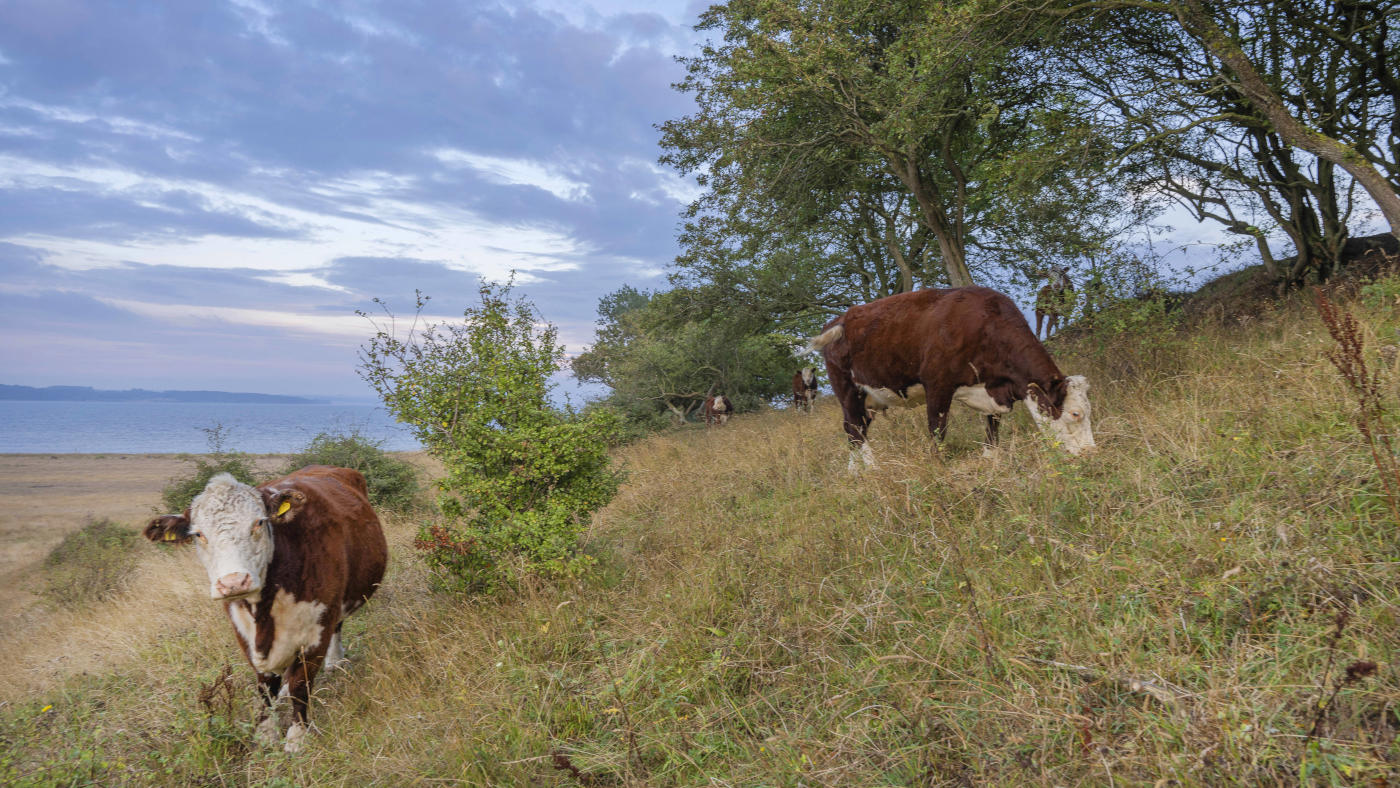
<box><xmin>892</xmin><ymin>158</ymin><xmax>976</xmax><ymax>287</ymax></box>
<box><xmin>1177</xmin><ymin>0</ymin><xmax>1400</xmax><ymax>240</ymax></box>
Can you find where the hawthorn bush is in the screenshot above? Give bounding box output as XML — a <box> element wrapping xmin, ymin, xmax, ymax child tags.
<box><xmin>360</xmin><ymin>282</ymin><xmax>622</xmax><ymax>592</ymax></box>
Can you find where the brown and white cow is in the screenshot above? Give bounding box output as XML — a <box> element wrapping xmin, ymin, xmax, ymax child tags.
<box><xmin>792</xmin><ymin>367</ymin><xmax>818</xmax><ymax>412</ymax></box>
<box><xmin>1035</xmin><ymin>266</ymin><xmax>1075</xmax><ymax>339</ymax></box>
<box><xmin>808</xmin><ymin>287</ymin><xmax>1095</xmax><ymax>468</ymax></box>
<box><xmin>703</xmin><ymin>394</ymin><xmax>733</xmax><ymax>427</ymax></box>
<box><xmin>145</xmin><ymin>465</ymin><xmax>388</xmax><ymax>753</ymax></box>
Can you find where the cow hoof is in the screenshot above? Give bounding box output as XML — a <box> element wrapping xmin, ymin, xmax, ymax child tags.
<box><xmin>255</xmin><ymin>714</ymin><xmax>280</xmax><ymax>748</ymax></box>
<box><xmin>283</xmin><ymin>722</ymin><xmax>307</xmax><ymax>754</ymax></box>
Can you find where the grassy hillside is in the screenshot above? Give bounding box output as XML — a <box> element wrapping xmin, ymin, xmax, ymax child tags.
<box><xmin>3</xmin><ymin>276</ymin><xmax>1399</xmax><ymax>786</ymax></box>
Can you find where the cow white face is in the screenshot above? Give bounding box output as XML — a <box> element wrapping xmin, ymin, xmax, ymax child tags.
<box><xmin>146</xmin><ymin>473</ymin><xmax>275</xmax><ymax>600</ymax></box>
<box><xmin>1027</xmin><ymin>375</ymin><xmax>1096</xmax><ymax>455</ymax></box>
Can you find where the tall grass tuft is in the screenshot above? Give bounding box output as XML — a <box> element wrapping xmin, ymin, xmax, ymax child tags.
<box><xmin>1316</xmin><ymin>286</ymin><xmax>1400</xmax><ymax>524</ymax></box>
<box><xmin>41</xmin><ymin>518</ymin><xmax>141</xmax><ymax>607</ymax></box>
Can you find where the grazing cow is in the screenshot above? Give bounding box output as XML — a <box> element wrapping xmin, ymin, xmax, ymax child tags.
<box><xmin>144</xmin><ymin>466</ymin><xmax>388</xmax><ymax>753</ymax></box>
<box><xmin>792</xmin><ymin>367</ymin><xmax>819</xmax><ymax>412</ymax></box>
<box><xmin>1034</xmin><ymin>266</ymin><xmax>1075</xmax><ymax>339</ymax></box>
<box><xmin>808</xmin><ymin>287</ymin><xmax>1095</xmax><ymax>468</ymax></box>
<box><xmin>703</xmin><ymin>394</ymin><xmax>733</xmax><ymax>427</ymax></box>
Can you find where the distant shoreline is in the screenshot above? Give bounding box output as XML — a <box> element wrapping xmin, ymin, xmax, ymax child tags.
<box><xmin>0</xmin><ymin>384</ymin><xmax>329</xmax><ymax>404</ymax></box>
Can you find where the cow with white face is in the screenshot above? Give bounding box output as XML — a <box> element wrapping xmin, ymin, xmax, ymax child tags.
<box><xmin>792</xmin><ymin>367</ymin><xmax>819</xmax><ymax>412</ymax></box>
<box><xmin>145</xmin><ymin>466</ymin><xmax>387</xmax><ymax>753</ymax></box>
<box><xmin>809</xmin><ymin>286</ymin><xmax>1096</xmax><ymax>466</ymax></box>
<box><xmin>704</xmin><ymin>394</ymin><xmax>732</xmax><ymax>427</ymax></box>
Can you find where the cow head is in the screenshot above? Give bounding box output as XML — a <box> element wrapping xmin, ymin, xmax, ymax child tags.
<box><xmin>144</xmin><ymin>473</ymin><xmax>276</xmax><ymax>600</ymax></box>
<box><xmin>1026</xmin><ymin>375</ymin><xmax>1095</xmax><ymax>455</ymax></box>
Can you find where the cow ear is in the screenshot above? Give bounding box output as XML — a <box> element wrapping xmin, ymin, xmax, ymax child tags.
<box><xmin>263</xmin><ymin>488</ymin><xmax>307</xmax><ymax>524</ymax></box>
<box><xmin>145</xmin><ymin>513</ymin><xmax>193</xmax><ymax>545</ymax></box>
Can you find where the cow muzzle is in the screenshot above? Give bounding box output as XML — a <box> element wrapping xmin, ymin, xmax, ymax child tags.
<box><xmin>213</xmin><ymin>572</ymin><xmax>257</xmax><ymax>600</ymax></box>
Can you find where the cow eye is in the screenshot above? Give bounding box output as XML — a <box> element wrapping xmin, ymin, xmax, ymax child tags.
<box><xmin>192</xmin><ymin>531</ymin><xmax>207</xmax><ymax>544</ymax></box>
<box><xmin>252</xmin><ymin>518</ymin><xmax>270</xmax><ymax>536</ymax></box>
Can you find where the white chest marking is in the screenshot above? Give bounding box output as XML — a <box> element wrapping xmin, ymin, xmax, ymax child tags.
<box><xmin>952</xmin><ymin>384</ymin><xmax>1011</xmax><ymax>415</ymax></box>
<box><xmin>229</xmin><ymin>590</ymin><xmax>328</xmax><ymax>674</ymax></box>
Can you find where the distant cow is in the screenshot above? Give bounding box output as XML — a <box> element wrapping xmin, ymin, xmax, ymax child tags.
<box><xmin>145</xmin><ymin>466</ymin><xmax>388</xmax><ymax>753</ymax></box>
<box><xmin>808</xmin><ymin>287</ymin><xmax>1095</xmax><ymax>468</ymax></box>
<box><xmin>792</xmin><ymin>367</ymin><xmax>819</xmax><ymax>412</ymax></box>
<box><xmin>704</xmin><ymin>395</ymin><xmax>733</xmax><ymax>427</ymax></box>
<box><xmin>1035</xmin><ymin>266</ymin><xmax>1075</xmax><ymax>339</ymax></box>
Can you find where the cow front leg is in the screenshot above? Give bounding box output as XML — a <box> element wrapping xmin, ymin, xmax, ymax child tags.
<box><xmin>281</xmin><ymin>653</ymin><xmax>324</xmax><ymax>754</ymax></box>
<box><xmin>255</xmin><ymin>672</ymin><xmax>282</xmax><ymax>747</ymax></box>
<box><xmin>924</xmin><ymin>389</ymin><xmax>955</xmax><ymax>442</ymax></box>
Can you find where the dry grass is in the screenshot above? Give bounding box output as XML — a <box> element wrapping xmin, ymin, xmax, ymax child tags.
<box><xmin>3</xmin><ymin>285</ymin><xmax>1399</xmax><ymax>786</ymax></box>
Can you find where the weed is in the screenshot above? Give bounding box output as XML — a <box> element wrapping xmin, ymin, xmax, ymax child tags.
<box><xmin>1316</xmin><ymin>287</ymin><xmax>1400</xmax><ymax>524</ymax></box>
<box><xmin>41</xmin><ymin>518</ymin><xmax>141</xmax><ymax>607</ymax></box>
<box><xmin>159</xmin><ymin>424</ymin><xmax>259</xmax><ymax>513</ymax></box>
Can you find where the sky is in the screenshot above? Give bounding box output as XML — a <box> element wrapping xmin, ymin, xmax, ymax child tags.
<box><xmin>0</xmin><ymin>0</ymin><xmax>708</xmax><ymax>400</ymax></box>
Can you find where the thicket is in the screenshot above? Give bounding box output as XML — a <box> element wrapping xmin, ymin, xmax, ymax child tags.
<box><xmin>41</xmin><ymin>518</ymin><xmax>141</xmax><ymax>607</ymax></box>
<box><xmin>360</xmin><ymin>282</ymin><xmax>623</xmax><ymax>593</ymax></box>
<box><xmin>158</xmin><ymin>425</ymin><xmax>259</xmax><ymax>513</ymax></box>
<box><xmin>277</xmin><ymin>429</ymin><xmax>421</xmax><ymax>513</ymax></box>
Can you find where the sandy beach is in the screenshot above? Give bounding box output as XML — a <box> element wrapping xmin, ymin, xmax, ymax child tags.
<box><xmin>0</xmin><ymin>453</ymin><xmax>290</xmax><ymax>621</ymax></box>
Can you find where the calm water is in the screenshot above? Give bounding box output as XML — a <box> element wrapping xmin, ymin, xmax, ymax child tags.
<box><xmin>0</xmin><ymin>401</ymin><xmax>420</xmax><ymax>454</ymax></box>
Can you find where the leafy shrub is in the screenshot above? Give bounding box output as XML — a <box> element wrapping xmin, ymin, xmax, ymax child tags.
<box><xmin>158</xmin><ymin>425</ymin><xmax>258</xmax><ymax>513</ymax></box>
<box><xmin>361</xmin><ymin>283</ymin><xmax>624</xmax><ymax>593</ymax></box>
<box><xmin>279</xmin><ymin>429</ymin><xmax>422</xmax><ymax>513</ymax></box>
<box><xmin>42</xmin><ymin>518</ymin><xmax>141</xmax><ymax>606</ymax></box>
<box><xmin>1359</xmin><ymin>274</ymin><xmax>1400</xmax><ymax>311</ymax></box>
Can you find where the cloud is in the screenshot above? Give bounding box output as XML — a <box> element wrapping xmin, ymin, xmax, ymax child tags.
<box><xmin>431</xmin><ymin>148</ymin><xmax>591</xmax><ymax>202</ymax></box>
<box><xmin>0</xmin><ymin>0</ymin><xmax>698</xmax><ymax>397</ymax></box>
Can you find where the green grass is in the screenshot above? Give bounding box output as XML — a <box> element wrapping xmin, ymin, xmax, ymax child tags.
<box><xmin>40</xmin><ymin>518</ymin><xmax>142</xmax><ymax>607</ymax></box>
<box><xmin>4</xmin><ymin>278</ymin><xmax>1400</xmax><ymax>785</ymax></box>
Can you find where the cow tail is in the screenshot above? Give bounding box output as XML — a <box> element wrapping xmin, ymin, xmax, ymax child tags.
<box><xmin>806</xmin><ymin>323</ymin><xmax>844</xmax><ymax>353</ymax></box>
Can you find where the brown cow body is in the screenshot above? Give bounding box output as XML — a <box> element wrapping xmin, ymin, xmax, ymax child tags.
<box><xmin>703</xmin><ymin>395</ymin><xmax>732</xmax><ymax>427</ymax></box>
<box><xmin>809</xmin><ymin>287</ymin><xmax>1094</xmax><ymax>463</ymax></box>
<box><xmin>145</xmin><ymin>465</ymin><xmax>388</xmax><ymax>752</ymax></box>
<box><xmin>792</xmin><ymin>367</ymin><xmax>818</xmax><ymax>412</ymax></box>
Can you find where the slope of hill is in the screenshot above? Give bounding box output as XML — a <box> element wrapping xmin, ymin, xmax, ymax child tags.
<box><xmin>2</xmin><ymin>275</ymin><xmax>1398</xmax><ymax>785</ymax></box>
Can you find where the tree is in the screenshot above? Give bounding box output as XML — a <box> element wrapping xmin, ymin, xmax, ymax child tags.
<box><xmin>1056</xmin><ymin>0</ymin><xmax>1400</xmax><ymax>253</ymax></box>
<box><xmin>359</xmin><ymin>283</ymin><xmax>621</xmax><ymax>592</ymax></box>
<box><xmin>573</xmin><ymin>286</ymin><xmax>803</xmax><ymax>425</ymax></box>
<box><xmin>661</xmin><ymin>0</ymin><xmax>1140</xmax><ymax>301</ymax></box>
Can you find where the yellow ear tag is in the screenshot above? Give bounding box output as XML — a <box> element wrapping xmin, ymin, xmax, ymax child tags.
<box><xmin>276</xmin><ymin>501</ymin><xmax>291</xmax><ymax>516</ymax></box>
<box><xmin>164</xmin><ymin>532</ymin><xmax>178</xmax><ymax>542</ymax></box>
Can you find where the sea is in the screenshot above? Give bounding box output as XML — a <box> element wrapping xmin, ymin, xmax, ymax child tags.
<box><xmin>0</xmin><ymin>401</ymin><xmax>421</xmax><ymax>454</ymax></box>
